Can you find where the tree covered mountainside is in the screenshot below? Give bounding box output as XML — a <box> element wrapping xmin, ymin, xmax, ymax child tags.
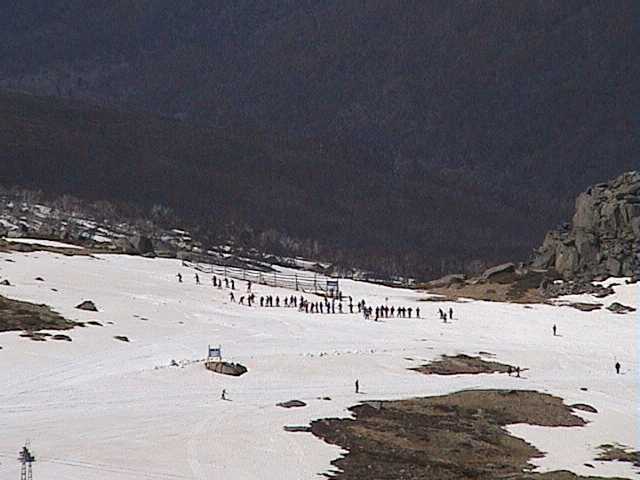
<box><xmin>0</xmin><ymin>1</ymin><xmax>637</xmax><ymax>278</ymax></box>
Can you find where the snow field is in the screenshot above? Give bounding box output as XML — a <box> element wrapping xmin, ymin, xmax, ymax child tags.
<box><xmin>0</xmin><ymin>252</ymin><xmax>637</xmax><ymax>479</ymax></box>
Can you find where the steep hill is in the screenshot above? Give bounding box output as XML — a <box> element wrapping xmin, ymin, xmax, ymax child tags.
<box><xmin>0</xmin><ymin>90</ymin><xmax>533</xmax><ymax>278</ymax></box>
<box><xmin>0</xmin><ymin>1</ymin><xmax>637</xmax><ymax>277</ymax></box>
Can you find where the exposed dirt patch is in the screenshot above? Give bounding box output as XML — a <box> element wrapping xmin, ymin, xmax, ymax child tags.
<box><xmin>565</xmin><ymin>302</ymin><xmax>603</xmax><ymax>312</ymax></box>
<box><xmin>412</xmin><ymin>354</ymin><xmax>514</xmax><ymax>376</ymax></box>
<box><xmin>309</xmin><ymin>389</ymin><xmax>623</xmax><ymax>480</ymax></box>
<box><xmin>420</xmin><ymin>271</ymin><xmax>548</xmax><ymax>304</ymax></box>
<box><xmin>606</xmin><ymin>303</ymin><xmax>636</xmax><ymax>314</ymax></box>
<box><xmin>597</xmin><ymin>444</ymin><xmax>640</xmax><ymax>468</ymax></box>
<box><xmin>0</xmin><ymin>295</ymin><xmax>74</xmax><ymax>332</ymax></box>
<box><xmin>20</xmin><ymin>331</ymin><xmax>51</xmax><ymax>341</ymax></box>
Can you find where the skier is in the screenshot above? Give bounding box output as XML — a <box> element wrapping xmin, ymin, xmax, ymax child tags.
<box><xmin>212</xmin><ymin>275</ymin><xmax>217</xmax><ymax>287</ymax></box>
<box><xmin>507</xmin><ymin>365</ymin><xmax>512</xmax><ymax>376</ymax></box>
<box><xmin>449</xmin><ymin>307</ymin><xmax>453</xmax><ymax>320</ymax></box>
<box><xmin>195</xmin><ymin>273</ymin><xmax>200</xmax><ymax>285</ymax></box>
<box><xmin>260</xmin><ymin>297</ymin><xmax>264</xmax><ymax>307</ymax></box>
<box><xmin>516</xmin><ymin>366</ymin><xmax>521</xmax><ymax>378</ymax></box>
<box><xmin>416</xmin><ymin>307</ymin><xmax>420</xmax><ymax>318</ymax></box>
<box><xmin>231</xmin><ymin>279</ymin><xmax>235</xmax><ymax>290</ymax></box>
<box><xmin>553</xmin><ymin>324</ymin><xmax>557</xmax><ymax>336</ymax></box>
<box><xmin>229</xmin><ymin>292</ymin><xmax>235</xmax><ymax>302</ymax></box>
<box><xmin>615</xmin><ymin>361</ymin><xmax>621</xmax><ymax>374</ymax></box>
<box><xmin>224</xmin><ymin>278</ymin><xmax>229</xmax><ymax>288</ymax></box>
<box><xmin>355</xmin><ymin>379</ymin><xmax>360</xmax><ymax>394</ymax></box>
<box><xmin>408</xmin><ymin>307</ymin><xmax>413</xmax><ymax>318</ymax></box>
<box><xmin>247</xmin><ymin>280</ymin><xmax>252</xmax><ymax>292</ymax></box>
<box><xmin>176</xmin><ymin>273</ymin><xmax>183</xmax><ymax>283</ymax></box>
<box><xmin>221</xmin><ymin>389</ymin><xmax>227</xmax><ymax>400</ymax></box>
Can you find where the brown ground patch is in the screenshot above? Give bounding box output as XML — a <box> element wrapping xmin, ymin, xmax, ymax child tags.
<box><xmin>564</xmin><ymin>303</ymin><xmax>603</xmax><ymax>312</ymax></box>
<box><xmin>597</xmin><ymin>444</ymin><xmax>640</xmax><ymax>468</ymax></box>
<box><xmin>0</xmin><ymin>295</ymin><xmax>74</xmax><ymax>332</ymax></box>
<box><xmin>0</xmin><ymin>239</ymin><xmax>92</xmax><ymax>256</ymax></box>
<box><xmin>412</xmin><ymin>354</ymin><xmax>514</xmax><ymax>376</ymax></box>
<box><xmin>310</xmin><ymin>390</ymin><xmax>628</xmax><ymax>480</ymax></box>
<box><xmin>419</xmin><ymin>271</ymin><xmax>548</xmax><ymax>304</ymax></box>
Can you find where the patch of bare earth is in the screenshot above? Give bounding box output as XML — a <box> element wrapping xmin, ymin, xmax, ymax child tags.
<box><xmin>310</xmin><ymin>390</ymin><xmax>627</xmax><ymax>480</ymax></box>
<box><xmin>419</xmin><ymin>271</ymin><xmax>547</xmax><ymax>304</ymax></box>
<box><xmin>411</xmin><ymin>354</ymin><xmax>514</xmax><ymax>376</ymax></box>
<box><xmin>0</xmin><ymin>295</ymin><xmax>75</xmax><ymax>332</ymax></box>
<box><xmin>597</xmin><ymin>444</ymin><xmax>640</xmax><ymax>468</ymax></box>
<box><xmin>0</xmin><ymin>239</ymin><xmax>92</xmax><ymax>256</ymax></box>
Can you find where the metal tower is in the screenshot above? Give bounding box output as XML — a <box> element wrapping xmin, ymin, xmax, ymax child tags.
<box><xmin>18</xmin><ymin>441</ymin><xmax>35</xmax><ymax>480</ymax></box>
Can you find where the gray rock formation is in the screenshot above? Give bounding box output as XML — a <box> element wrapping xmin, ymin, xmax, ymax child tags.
<box><xmin>205</xmin><ymin>361</ymin><xmax>248</xmax><ymax>377</ymax></box>
<box><xmin>75</xmin><ymin>300</ymin><xmax>98</xmax><ymax>312</ymax></box>
<box><xmin>424</xmin><ymin>274</ymin><xmax>466</xmax><ymax>289</ymax></box>
<box><xmin>481</xmin><ymin>262</ymin><xmax>516</xmax><ymax>281</ymax></box>
<box><xmin>532</xmin><ymin>171</ymin><xmax>640</xmax><ymax>280</ymax></box>
<box><xmin>130</xmin><ymin>235</ymin><xmax>154</xmax><ymax>254</ymax></box>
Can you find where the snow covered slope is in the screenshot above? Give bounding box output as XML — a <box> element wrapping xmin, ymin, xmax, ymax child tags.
<box><xmin>0</xmin><ymin>252</ymin><xmax>637</xmax><ymax>479</ymax></box>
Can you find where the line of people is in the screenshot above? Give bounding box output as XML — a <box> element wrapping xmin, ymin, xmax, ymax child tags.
<box><xmin>176</xmin><ymin>272</ymin><xmax>236</xmax><ymax>291</ymax></box>
<box><xmin>357</xmin><ymin>300</ymin><xmax>421</xmax><ymax>321</ymax></box>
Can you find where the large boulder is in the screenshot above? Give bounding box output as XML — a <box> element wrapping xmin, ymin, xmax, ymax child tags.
<box><xmin>114</xmin><ymin>237</ymin><xmax>138</xmax><ymax>254</ymax></box>
<box><xmin>205</xmin><ymin>361</ymin><xmax>248</xmax><ymax>377</ymax></box>
<box><xmin>115</xmin><ymin>235</ymin><xmax>155</xmax><ymax>255</ymax></box>
<box><xmin>130</xmin><ymin>235</ymin><xmax>154</xmax><ymax>254</ymax></box>
<box><xmin>481</xmin><ymin>262</ymin><xmax>515</xmax><ymax>281</ymax></box>
<box><xmin>424</xmin><ymin>273</ymin><xmax>466</xmax><ymax>289</ymax></box>
<box><xmin>76</xmin><ymin>300</ymin><xmax>98</xmax><ymax>312</ymax></box>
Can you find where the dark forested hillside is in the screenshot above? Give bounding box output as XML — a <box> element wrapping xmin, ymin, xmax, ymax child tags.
<box><xmin>0</xmin><ymin>1</ymin><xmax>637</xmax><ymax>278</ymax></box>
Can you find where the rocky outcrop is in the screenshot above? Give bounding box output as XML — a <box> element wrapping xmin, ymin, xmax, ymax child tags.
<box><xmin>606</xmin><ymin>302</ymin><xmax>636</xmax><ymax>314</ymax></box>
<box><xmin>424</xmin><ymin>274</ymin><xmax>466</xmax><ymax>289</ymax></box>
<box><xmin>75</xmin><ymin>300</ymin><xmax>98</xmax><ymax>312</ymax></box>
<box><xmin>532</xmin><ymin>171</ymin><xmax>640</xmax><ymax>280</ymax></box>
<box><xmin>204</xmin><ymin>361</ymin><xmax>248</xmax><ymax>377</ymax></box>
<box><xmin>481</xmin><ymin>262</ymin><xmax>516</xmax><ymax>281</ymax></box>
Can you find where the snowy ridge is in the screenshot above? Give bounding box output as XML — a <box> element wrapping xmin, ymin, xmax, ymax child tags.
<box><xmin>0</xmin><ymin>252</ymin><xmax>637</xmax><ymax>479</ymax></box>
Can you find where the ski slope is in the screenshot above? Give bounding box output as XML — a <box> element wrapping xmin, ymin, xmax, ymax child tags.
<box><xmin>0</xmin><ymin>251</ymin><xmax>637</xmax><ymax>479</ymax></box>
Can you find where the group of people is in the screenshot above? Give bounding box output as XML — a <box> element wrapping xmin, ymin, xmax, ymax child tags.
<box><xmin>177</xmin><ymin>273</ymin><xmax>454</xmax><ymax>325</ymax></box>
<box><xmin>177</xmin><ymin>272</ymin><xmax>236</xmax><ymax>291</ymax></box>
<box><xmin>438</xmin><ymin>307</ymin><xmax>454</xmax><ymax>322</ymax></box>
<box><xmin>360</xmin><ymin>302</ymin><xmax>421</xmax><ymax>321</ymax></box>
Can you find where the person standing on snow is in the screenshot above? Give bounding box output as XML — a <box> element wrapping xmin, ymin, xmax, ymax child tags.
<box><xmin>355</xmin><ymin>379</ymin><xmax>359</xmax><ymax>394</ymax></box>
<box><xmin>553</xmin><ymin>324</ymin><xmax>557</xmax><ymax>336</ymax></box>
<box><xmin>176</xmin><ymin>273</ymin><xmax>183</xmax><ymax>283</ymax></box>
<box><xmin>615</xmin><ymin>361</ymin><xmax>621</xmax><ymax>374</ymax></box>
<box><xmin>195</xmin><ymin>273</ymin><xmax>200</xmax><ymax>285</ymax></box>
